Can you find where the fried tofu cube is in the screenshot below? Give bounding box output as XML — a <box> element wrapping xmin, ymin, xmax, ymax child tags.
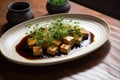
<box><xmin>27</xmin><ymin>38</ymin><xmax>37</xmax><ymax>48</ymax></box>
<box><xmin>60</xmin><ymin>44</ymin><xmax>71</xmax><ymax>54</ymax></box>
<box><xmin>80</xmin><ymin>29</ymin><xmax>89</xmax><ymax>38</ymax></box>
<box><xmin>53</xmin><ymin>39</ymin><xmax>62</xmax><ymax>47</ymax></box>
<box><xmin>47</xmin><ymin>46</ymin><xmax>58</xmax><ymax>55</ymax></box>
<box><xmin>63</xmin><ymin>36</ymin><xmax>74</xmax><ymax>46</ymax></box>
<box><xmin>33</xmin><ymin>46</ymin><xmax>42</xmax><ymax>56</ymax></box>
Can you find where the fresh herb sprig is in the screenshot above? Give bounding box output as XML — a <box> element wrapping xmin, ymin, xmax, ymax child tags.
<box><xmin>26</xmin><ymin>17</ymin><xmax>83</xmax><ymax>47</ymax></box>
<box><xmin>49</xmin><ymin>0</ymin><xmax>68</xmax><ymax>5</ymax></box>
<box><xmin>51</xmin><ymin>17</ymin><xmax>68</xmax><ymax>40</ymax></box>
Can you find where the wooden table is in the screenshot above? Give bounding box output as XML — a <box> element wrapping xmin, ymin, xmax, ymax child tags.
<box><xmin>0</xmin><ymin>0</ymin><xmax>120</xmax><ymax>80</ymax></box>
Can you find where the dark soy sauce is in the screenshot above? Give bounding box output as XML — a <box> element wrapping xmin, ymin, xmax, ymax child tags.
<box><xmin>16</xmin><ymin>32</ymin><xmax>94</xmax><ymax>60</ymax></box>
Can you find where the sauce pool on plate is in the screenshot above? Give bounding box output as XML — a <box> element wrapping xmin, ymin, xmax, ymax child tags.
<box><xmin>16</xmin><ymin>32</ymin><xmax>94</xmax><ymax>60</ymax></box>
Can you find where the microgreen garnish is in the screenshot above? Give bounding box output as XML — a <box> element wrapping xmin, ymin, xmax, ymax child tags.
<box><xmin>26</xmin><ymin>17</ymin><xmax>83</xmax><ymax>46</ymax></box>
<box><xmin>49</xmin><ymin>0</ymin><xmax>68</xmax><ymax>5</ymax></box>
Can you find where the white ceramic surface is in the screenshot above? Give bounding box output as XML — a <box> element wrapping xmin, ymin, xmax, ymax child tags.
<box><xmin>0</xmin><ymin>14</ymin><xmax>110</xmax><ymax>66</ymax></box>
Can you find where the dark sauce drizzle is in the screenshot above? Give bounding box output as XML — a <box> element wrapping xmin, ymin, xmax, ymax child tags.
<box><xmin>16</xmin><ymin>32</ymin><xmax>94</xmax><ymax>60</ymax></box>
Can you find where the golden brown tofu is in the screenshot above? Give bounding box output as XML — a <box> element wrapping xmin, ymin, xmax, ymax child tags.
<box><xmin>80</xmin><ymin>29</ymin><xmax>89</xmax><ymax>38</ymax></box>
<box><xmin>27</xmin><ymin>38</ymin><xmax>37</xmax><ymax>48</ymax></box>
<box><xmin>53</xmin><ymin>39</ymin><xmax>62</xmax><ymax>47</ymax></box>
<box><xmin>63</xmin><ymin>36</ymin><xmax>74</xmax><ymax>46</ymax></box>
<box><xmin>76</xmin><ymin>37</ymin><xmax>83</xmax><ymax>45</ymax></box>
<box><xmin>33</xmin><ymin>46</ymin><xmax>42</xmax><ymax>56</ymax></box>
<box><xmin>47</xmin><ymin>46</ymin><xmax>58</xmax><ymax>55</ymax></box>
<box><xmin>60</xmin><ymin>44</ymin><xmax>71</xmax><ymax>54</ymax></box>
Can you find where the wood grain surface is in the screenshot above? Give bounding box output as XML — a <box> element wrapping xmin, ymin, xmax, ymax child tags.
<box><xmin>0</xmin><ymin>0</ymin><xmax>120</xmax><ymax>80</ymax></box>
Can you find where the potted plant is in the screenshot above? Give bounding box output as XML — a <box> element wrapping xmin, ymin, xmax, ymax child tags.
<box><xmin>46</xmin><ymin>0</ymin><xmax>71</xmax><ymax>14</ymax></box>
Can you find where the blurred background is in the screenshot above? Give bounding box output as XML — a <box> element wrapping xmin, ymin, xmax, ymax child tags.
<box><xmin>71</xmin><ymin>0</ymin><xmax>120</xmax><ymax>20</ymax></box>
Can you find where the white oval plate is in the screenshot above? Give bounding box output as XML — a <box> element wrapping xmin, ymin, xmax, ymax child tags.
<box><xmin>0</xmin><ymin>14</ymin><xmax>110</xmax><ymax>66</ymax></box>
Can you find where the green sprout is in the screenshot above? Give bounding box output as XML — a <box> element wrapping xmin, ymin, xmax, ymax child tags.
<box><xmin>49</xmin><ymin>0</ymin><xmax>68</xmax><ymax>5</ymax></box>
<box><xmin>26</xmin><ymin>17</ymin><xmax>83</xmax><ymax>47</ymax></box>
